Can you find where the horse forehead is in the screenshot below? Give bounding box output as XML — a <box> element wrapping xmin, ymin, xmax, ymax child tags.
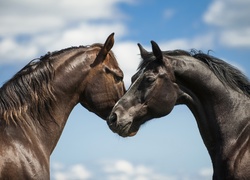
<box><xmin>104</xmin><ymin>53</ymin><xmax>123</xmax><ymax>71</ymax></box>
<box><xmin>130</xmin><ymin>69</ymin><xmax>145</xmax><ymax>87</ymax></box>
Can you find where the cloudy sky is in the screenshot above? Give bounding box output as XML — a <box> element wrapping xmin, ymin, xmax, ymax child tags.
<box><xmin>0</xmin><ymin>0</ymin><xmax>249</xmax><ymax>179</ymax></box>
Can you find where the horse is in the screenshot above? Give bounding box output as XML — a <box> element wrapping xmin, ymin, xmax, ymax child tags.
<box><xmin>107</xmin><ymin>41</ymin><xmax>250</xmax><ymax>179</ymax></box>
<box><xmin>0</xmin><ymin>33</ymin><xmax>125</xmax><ymax>179</ymax></box>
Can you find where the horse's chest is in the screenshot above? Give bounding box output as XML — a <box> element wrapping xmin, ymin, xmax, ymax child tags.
<box><xmin>0</xmin><ymin>142</ymin><xmax>49</xmax><ymax>179</ymax></box>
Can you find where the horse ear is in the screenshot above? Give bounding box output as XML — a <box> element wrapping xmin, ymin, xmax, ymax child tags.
<box><xmin>91</xmin><ymin>32</ymin><xmax>114</xmax><ymax>67</ymax></box>
<box><xmin>151</xmin><ymin>41</ymin><xmax>163</xmax><ymax>62</ymax></box>
<box><xmin>103</xmin><ymin>32</ymin><xmax>115</xmax><ymax>53</ymax></box>
<box><xmin>137</xmin><ymin>43</ymin><xmax>149</xmax><ymax>60</ymax></box>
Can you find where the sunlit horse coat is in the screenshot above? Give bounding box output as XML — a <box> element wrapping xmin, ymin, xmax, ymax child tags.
<box><xmin>0</xmin><ymin>33</ymin><xmax>125</xmax><ymax>179</ymax></box>
<box><xmin>108</xmin><ymin>41</ymin><xmax>250</xmax><ymax>179</ymax></box>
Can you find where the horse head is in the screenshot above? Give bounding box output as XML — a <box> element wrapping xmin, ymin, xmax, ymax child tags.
<box><xmin>76</xmin><ymin>33</ymin><xmax>126</xmax><ymax>119</ymax></box>
<box><xmin>107</xmin><ymin>41</ymin><xmax>179</xmax><ymax>137</ymax></box>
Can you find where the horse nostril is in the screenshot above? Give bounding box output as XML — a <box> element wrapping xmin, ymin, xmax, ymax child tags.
<box><xmin>108</xmin><ymin>113</ymin><xmax>117</xmax><ymax>124</ymax></box>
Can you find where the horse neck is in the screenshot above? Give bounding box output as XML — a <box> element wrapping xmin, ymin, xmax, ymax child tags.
<box><xmin>44</xmin><ymin>50</ymin><xmax>93</xmax><ymax>153</ymax></box>
<box><xmin>172</xmin><ymin>56</ymin><xmax>250</xmax><ymax>169</ymax></box>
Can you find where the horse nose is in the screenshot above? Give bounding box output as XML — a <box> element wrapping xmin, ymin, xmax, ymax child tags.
<box><xmin>108</xmin><ymin>113</ymin><xmax>117</xmax><ymax>125</ymax></box>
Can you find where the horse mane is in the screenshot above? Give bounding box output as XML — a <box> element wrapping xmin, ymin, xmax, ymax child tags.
<box><xmin>0</xmin><ymin>46</ymin><xmax>85</xmax><ymax>125</ymax></box>
<box><xmin>138</xmin><ymin>49</ymin><xmax>250</xmax><ymax>96</ymax></box>
<box><xmin>39</xmin><ymin>45</ymin><xmax>86</xmax><ymax>60</ymax></box>
<box><xmin>0</xmin><ymin>43</ymin><xmax>117</xmax><ymax>126</ymax></box>
<box><xmin>191</xmin><ymin>50</ymin><xmax>250</xmax><ymax>96</ymax></box>
<box><xmin>0</xmin><ymin>57</ymin><xmax>56</xmax><ymax>125</ymax></box>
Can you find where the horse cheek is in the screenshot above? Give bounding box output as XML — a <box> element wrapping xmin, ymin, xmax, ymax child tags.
<box><xmin>158</xmin><ymin>82</ymin><xmax>177</xmax><ymax>116</ymax></box>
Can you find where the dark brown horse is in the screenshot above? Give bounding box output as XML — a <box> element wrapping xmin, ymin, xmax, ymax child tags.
<box><xmin>0</xmin><ymin>33</ymin><xmax>125</xmax><ymax>179</ymax></box>
<box><xmin>107</xmin><ymin>41</ymin><xmax>250</xmax><ymax>179</ymax></box>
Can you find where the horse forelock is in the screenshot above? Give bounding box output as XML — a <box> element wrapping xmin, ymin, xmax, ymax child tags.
<box><xmin>137</xmin><ymin>49</ymin><xmax>189</xmax><ymax>71</ymax></box>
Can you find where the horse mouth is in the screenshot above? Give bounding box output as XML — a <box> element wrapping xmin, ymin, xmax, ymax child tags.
<box><xmin>118</xmin><ymin>128</ymin><xmax>138</xmax><ymax>138</ymax></box>
<box><xmin>128</xmin><ymin>131</ymin><xmax>138</xmax><ymax>137</ymax></box>
<box><xmin>108</xmin><ymin>120</ymin><xmax>139</xmax><ymax>137</ymax></box>
<box><xmin>117</xmin><ymin>122</ymin><xmax>138</xmax><ymax>137</ymax></box>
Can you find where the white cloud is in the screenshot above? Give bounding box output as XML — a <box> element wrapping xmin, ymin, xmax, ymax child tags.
<box><xmin>0</xmin><ymin>0</ymin><xmax>129</xmax><ymax>65</ymax></box>
<box><xmin>51</xmin><ymin>160</ymin><xmax>213</xmax><ymax>180</ymax></box>
<box><xmin>0</xmin><ymin>15</ymin><xmax>64</xmax><ymax>36</ymax></box>
<box><xmin>103</xmin><ymin>160</ymin><xmax>134</xmax><ymax>175</ymax></box>
<box><xmin>220</xmin><ymin>28</ymin><xmax>250</xmax><ymax>48</ymax></box>
<box><xmin>0</xmin><ymin>23</ymin><xmax>127</xmax><ymax>64</ymax></box>
<box><xmin>113</xmin><ymin>42</ymin><xmax>140</xmax><ymax>87</ymax></box>
<box><xmin>199</xmin><ymin>167</ymin><xmax>213</xmax><ymax>178</ymax></box>
<box><xmin>203</xmin><ymin>0</ymin><xmax>250</xmax><ymax>28</ymax></box>
<box><xmin>52</xmin><ymin>163</ymin><xmax>92</xmax><ymax>180</ymax></box>
<box><xmin>0</xmin><ymin>37</ymin><xmax>38</xmax><ymax>64</ymax></box>
<box><xmin>136</xmin><ymin>33</ymin><xmax>215</xmax><ymax>57</ymax></box>
<box><xmin>152</xmin><ymin>1</ymin><xmax>250</xmax><ymax>51</ymax></box>
<box><xmin>160</xmin><ymin>33</ymin><xmax>215</xmax><ymax>50</ymax></box>
<box><xmin>33</xmin><ymin>22</ymin><xmax>127</xmax><ymax>52</ymax></box>
<box><xmin>0</xmin><ymin>0</ymin><xmax>131</xmax><ymax>36</ymax></box>
<box><xmin>101</xmin><ymin>159</ymin><xmax>176</xmax><ymax>180</ymax></box>
<box><xmin>203</xmin><ymin>0</ymin><xmax>224</xmax><ymax>27</ymax></box>
<box><xmin>0</xmin><ymin>0</ymin><xmax>137</xmax><ymax>89</ymax></box>
<box><xmin>203</xmin><ymin>0</ymin><xmax>250</xmax><ymax>48</ymax></box>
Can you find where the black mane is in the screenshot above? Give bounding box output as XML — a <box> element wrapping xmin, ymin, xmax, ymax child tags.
<box><xmin>138</xmin><ymin>49</ymin><xmax>250</xmax><ymax>96</ymax></box>
<box><xmin>191</xmin><ymin>51</ymin><xmax>250</xmax><ymax>96</ymax></box>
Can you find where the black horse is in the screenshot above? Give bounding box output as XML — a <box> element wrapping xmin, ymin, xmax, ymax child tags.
<box><xmin>0</xmin><ymin>33</ymin><xmax>125</xmax><ymax>179</ymax></box>
<box><xmin>108</xmin><ymin>41</ymin><xmax>250</xmax><ymax>179</ymax></box>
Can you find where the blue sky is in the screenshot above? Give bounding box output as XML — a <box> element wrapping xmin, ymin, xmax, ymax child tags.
<box><xmin>0</xmin><ymin>0</ymin><xmax>250</xmax><ymax>179</ymax></box>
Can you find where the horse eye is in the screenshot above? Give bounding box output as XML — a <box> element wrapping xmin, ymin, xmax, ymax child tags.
<box><xmin>145</xmin><ymin>76</ymin><xmax>155</xmax><ymax>83</ymax></box>
<box><xmin>114</xmin><ymin>75</ymin><xmax>123</xmax><ymax>83</ymax></box>
<box><xmin>105</xmin><ymin>67</ymin><xmax>123</xmax><ymax>83</ymax></box>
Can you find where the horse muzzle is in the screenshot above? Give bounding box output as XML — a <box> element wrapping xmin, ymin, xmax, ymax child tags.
<box><xmin>107</xmin><ymin>112</ymin><xmax>138</xmax><ymax>137</ymax></box>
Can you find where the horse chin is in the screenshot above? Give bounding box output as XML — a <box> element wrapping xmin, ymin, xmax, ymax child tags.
<box><xmin>128</xmin><ymin>131</ymin><xmax>138</xmax><ymax>137</ymax></box>
<box><xmin>116</xmin><ymin>124</ymin><xmax>139</xmax><ymax>138</ymax></box>
<box><xmin>122</xmin><ymin>122</ymin><xmax>141</xmax><ymax>137</ymax></box>
<box><xmin>118</xmin><ymin>117</ymin><xmax>149</xmax><ymax>137</ymax></box>
<box><xmin>118</xmin><ymin>130</ymin><xmax>138</xmax><ymax>138</ymax></box>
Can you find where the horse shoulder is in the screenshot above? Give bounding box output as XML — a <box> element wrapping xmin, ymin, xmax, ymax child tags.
<box><xmin>226</xmin><ymin>116</ymin><xmax>250</xmax><ymax>179</ymax></box>
<box><xmin>0</xmin><ymin>131</ymin><xmax>49</xmax><ymax>179</ymax></box>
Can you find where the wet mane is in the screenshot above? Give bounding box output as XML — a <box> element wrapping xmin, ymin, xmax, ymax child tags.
<box><xmin>138</xmin><ymin>49</ymin><xmax>250</xmax><ymax>96</ymax></box>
